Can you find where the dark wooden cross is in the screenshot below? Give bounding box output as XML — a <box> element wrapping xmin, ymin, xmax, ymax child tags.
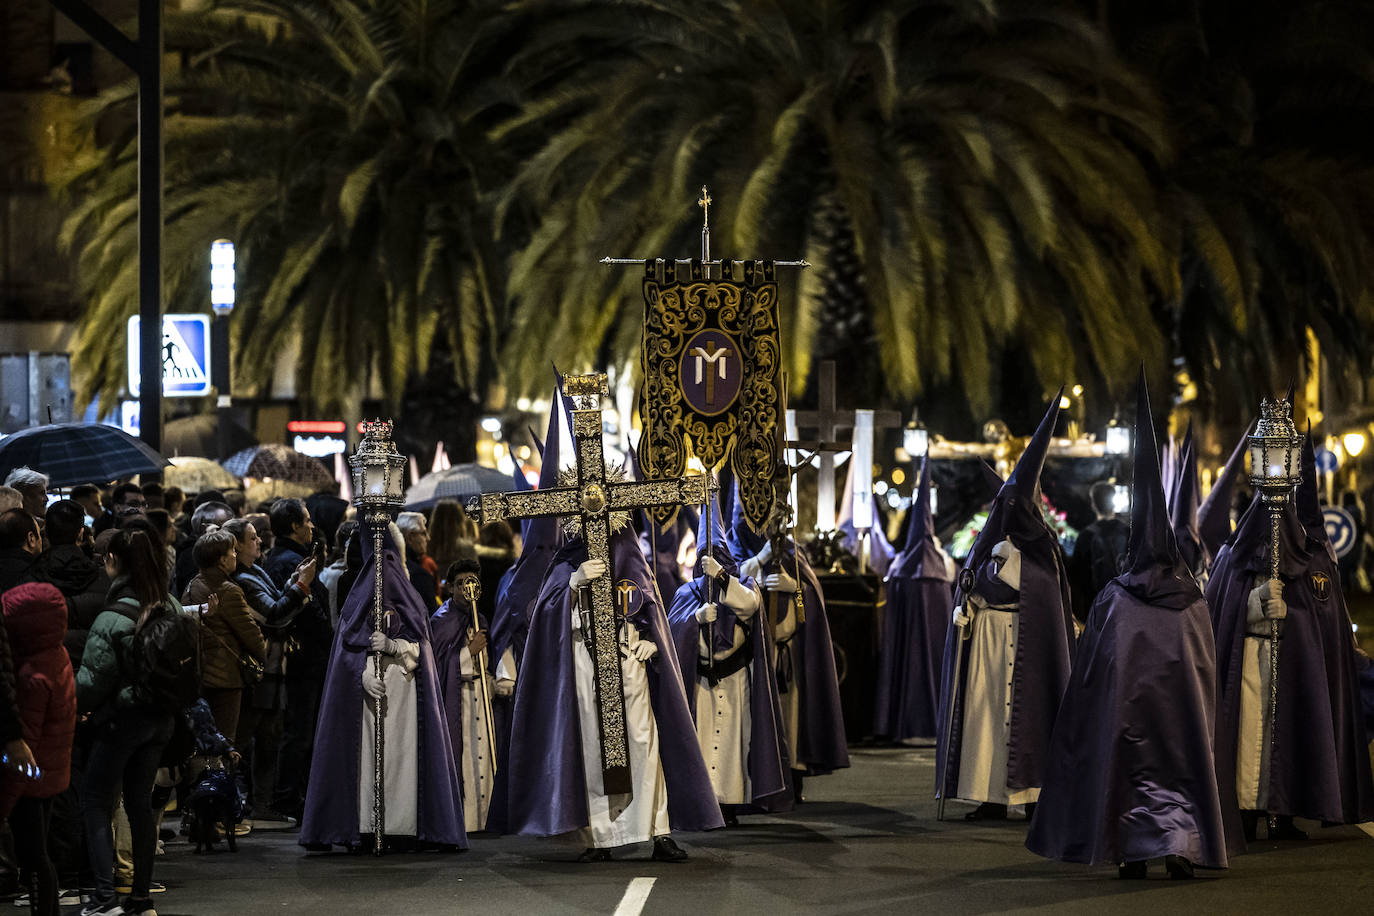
<box><xmin>789</xmin><ymin>360</ymin><xmax>903</xmax><ymax>531</ymax></box>
<box><xmin>474</xmin><ymin>373</ymin><xmax>706</xmax><ymax>795</ymax></box>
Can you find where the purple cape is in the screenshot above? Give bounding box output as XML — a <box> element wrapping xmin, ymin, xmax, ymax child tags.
<box><xmin>666</xmin><ymin>571</ymin><xmax>792</xmax><ymax>810</ymax></box>
<box><xmin>874</xmin><ymin>457</ymin><xmax>953</xmax><ymax>740</ymax></box>
<box><xmin>504</xmin><ymin>531</ymin><xmax>724</xmax><ymax>838</ymax></box>
<box><xmin>1207</xmin><ymin>442</ymin><xmax>1374</xmax><ymax>832</ymax></box>
<box><xmin>429</xmin><ymin>597</ymin><xmax>490</xmax><ymax>806</ymax></box>
<box><xmin>299</xmin><ymin>519</ymin><xmax>467</xmax><ymax>848</ymax></box>
<box><xmin>1028</xmin><ymin>373</ymin><xmax>1235</xmax><ymax>866</ymax></box>
<box><xmin>935</xmin><ymin>393</ymin><xmax>1075</xmax><ymax>798</ymax></box>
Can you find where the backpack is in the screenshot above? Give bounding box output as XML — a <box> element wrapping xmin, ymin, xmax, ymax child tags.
<box><xmin>115</xmin><ymin>597</ymin><xmax>203</xmax><ymax>711</ymax></box>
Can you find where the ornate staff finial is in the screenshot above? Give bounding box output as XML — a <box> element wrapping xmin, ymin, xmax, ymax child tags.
<box><xmin>699</xmin><ymin>185</ymin><xmax>712</xmax><ymax>261</ymax></box>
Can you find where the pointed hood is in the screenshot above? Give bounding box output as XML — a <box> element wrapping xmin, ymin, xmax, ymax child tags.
<box><xmin>1169</xmin><ymin>424</ymin><xmax>1205</xmax><ymax>573</ymax></box>
<box><xmin>837</xmin><ymin>455</ymin><xmax>894</xmax><ymax>575</ymax></box>
<box><xmin>528</xmin><ymin>426</ymin><xmax>545</xmax><ymax>461</ymax></box>
<box><xmin>726</xmin><ymin>478</ymin><xmax>769</xmax><ymax>563</ymax></box>
<box><xmin>978</xmin><ymin>459</ymin><xmax>1004</xmax><ymax>501</ymax></box>
<box><xmin>694</xmin><ymin>486</ymin><xmax>734</xmax><ymax>577</ymax></box>
<box><xmin>538</xmin><ymin>373</ymin><xmax>564</xmax><ymax>491</ymax></box>
<box><xmin>510</xmin><ymin>459</ymin><xmax>533</xmax><ymax>542</ymax></box>
<box><xmin>1005</xmin><ymin>388</ymin><xmax>1062</xmax><ymax>503</ymax></box>
<box><xmin>1297</xmin><ymin>425</ymin><xmax>1326</xmax><ymax>545</ymax></box>
<box><xmin>1198</xmin><ymin>423</ymin><xmax>1251</xmax><ymax>558</ymax></box>
<box><xmin>1161</xmin><ymin>433</ymin><xmax>1179</xmax><ymax>515</ymax></box>
<box><xmin>1119</xmin><ymin>370</ymin><xmax>1198</xmax><ymax>608</ymax></box>
<box><xmin>889</xmin><ymin>457</ymin><xmax>951</xmax><ymax>581</ymax></box>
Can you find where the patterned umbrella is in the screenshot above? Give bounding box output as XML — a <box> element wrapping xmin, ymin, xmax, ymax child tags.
<box><xmin>404</xmin><ymin>463</ymin><xmax>514</xmax><ymax>511</ymax></box>
<box><xmin>223</xmin><ymin>443</ymin><xmax>334</xmax><ymax>491</ymax></box>
<box><xmin>0</xmin><ymin>423</ymin><xmax>169</xmax><ymax>488</ymax></box>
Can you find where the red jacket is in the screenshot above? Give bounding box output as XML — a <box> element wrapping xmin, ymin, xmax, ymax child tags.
<box><xmin>0</xmin><ymin>583</ymin><xmax>76</xmax><ymax>815</ymax></box>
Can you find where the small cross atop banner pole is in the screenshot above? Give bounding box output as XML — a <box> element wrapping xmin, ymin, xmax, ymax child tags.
<box><xmin>602</xmin><ymin>187</ymin><xmax>808</xmax><ymax>535</ymax></box>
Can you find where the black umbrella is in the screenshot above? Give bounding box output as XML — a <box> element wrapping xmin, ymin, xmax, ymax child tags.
<box><xmin>222</xmin><ymin>443</ymin><xmax>334</xmax><ymax>491</ymax></box>
<box><xmin>163</xmin><ymin>414</ymin><xmax>259</xmax><ymax>460</ymax></box>
<box><xmin>404</xmin><ymin>463</ymin><xmax>514</xmax><ymax>511</ymax></box>
<box><xmin>0</xmin><ymin>423</ymin><xmax>170</xmax><ymax>488</ymax></box>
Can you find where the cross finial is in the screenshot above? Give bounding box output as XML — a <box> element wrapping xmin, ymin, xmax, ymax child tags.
<box><xmin>698</xmin><ymin>185</ymin><xmax>711</xmax><ymax>228</ymax></box>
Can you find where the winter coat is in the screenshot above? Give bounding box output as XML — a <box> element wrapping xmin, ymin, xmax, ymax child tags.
<box><xmin>0</xmin><ymin>548</ymin><xmax>36</xmax><ymax>594</ymax></box>
<box><xmin>183</xmin><ymin>568</ymin><xmax>266</xmax><ymax>690</ymax></box>
<box><xmin>0</xmin><ymin>548</ymin><xmax>39</xmax><ymax>747</ymax></box>
<box><xmin>263</xmin><ymin>539</ymin><xmax>332</xmax><ymax>681</ymax></box>
<box><xmin>75</xmin><ymin>577</ymin><xmax>183</xmax><ymax>717</ymax></box>
<box><xmin>232</xmin><ymin>562</ymin><xmax>306</xmax><ymax>630</ymax></box>
<box><xmin>33</xmin><ymin>544</ymin><xmax>108</xmax><ymax>669</ymax></box>
<box><xmin>0</xmin><ymin>583</ymin><xmax>75</xmax><ymax>815</ymax></box>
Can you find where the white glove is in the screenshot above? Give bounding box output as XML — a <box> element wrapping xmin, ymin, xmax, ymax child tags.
<box><xmin>764</xmin><ymin>570</ymin><xmax>798</xmax><ymax>594</ymax></box>
<box><xmin>702</xmin><ymin>555</ymin><xmax>724</xmax><ymax>579</ymax></box>
<box><xmin>953</xmin><ymin>605</ymin><xmax>973</xmax><ymax>628</ymax></box>
<box><xmin>632</xmin><ymin>640</ymin><xmax>658</xmax><ymax>662</ymax></box>
<box><xmin>369</xmin><ymin>630</ymin><xmax>398</xmax><ymax>655</ymax></box>
<box><xmin>493</xmin><ymin>678</ymin><xmax>515</xmax><ymax>698</ymax></box>
<box><xmin>363</xmin><ymin>663</ymin><xmax>385</xmax><ymax>700</ymax></box>
<box><xmin>1257</xmin><ymin>578</ymin><xmax>1286</xmax><ymax>621</ymax></box>
<box><xmin>570</xmin><ymin>559</ymin><xmax>607</xmax><ymax>589</ymax></box>
<box><xmin>696</xmin><ymin>602</ymin><xmax>718</xmax><ymax>624</ymax></box>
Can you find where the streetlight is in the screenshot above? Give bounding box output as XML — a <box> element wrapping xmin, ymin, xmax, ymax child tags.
<box><xmin>210</xmin><ymin>240</ymin><xmax>235</xmax><ymax>460</ymax></box>
<box><xmin>348</xmin><ymin>418</ymin><xmax>407</xmax><ymax>856</ymax></box>
<box><xmin>1247</xmin><ymin>395</ymin><xmax>1302</xmax><ymax>838</ymax></box>
<box><xmin>1105</xmin><ymin>415</ymin><xmax>1131</xmax><ymax>456</ymax></box>
<box><xmin>903</xmin><ymin>411</ymin><xmax>929</xmax><ymax>459</ymax></box>
<box><xmin>1343</xmin><ymin>431</ymin><xmax>1366</xmax><ymax>457</ymax></box>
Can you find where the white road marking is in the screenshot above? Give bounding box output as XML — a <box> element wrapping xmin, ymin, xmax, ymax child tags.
<box><xmin>612</xmin><ymin>877</ymin><xmax>657</xmax><ymax>916</ymax></box>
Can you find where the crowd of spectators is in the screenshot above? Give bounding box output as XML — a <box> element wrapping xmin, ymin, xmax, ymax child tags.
<box><xmin>0</xmin><ymin>470</ymin><xmax>516</xmax><ymax>916</ymax></box>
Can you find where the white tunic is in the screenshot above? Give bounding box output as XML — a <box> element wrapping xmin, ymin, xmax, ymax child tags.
<box><xmin>359</xmin><ymin>640</ymin><xmax>420</xmax><ymax>835</ymax></box>
<box><xmin>692</xmin><ymin>577</ymin><xmax>761</xmax><ymax>805</ymax></box>
<box><xmin>956</xmin><ymin>541</ymin><xmax>1039</xmax><ymax>807</ymax></box>
<box><xmin>571</xmin><ymin>603</ymin><xmax>670</xmax><ymax>848</ymax></box>
<box><xmin>455</xmin><ymin>643</ymin><xmax>516</xmax><ymax>832</ymax></box>
<box><xmin>1238</xmin><ymin>580</ymin><xmax>1279</xmax><ymax>810</ymax></box>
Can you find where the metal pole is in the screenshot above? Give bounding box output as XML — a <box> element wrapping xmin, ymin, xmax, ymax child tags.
<box><xmin>936</xmin><ymin>567</ymin><xmax>975</xmax><ymax>821</ymax></box>
<box><xmin>1266</xmin><ymin>505</ymin><xmax>1281</xmax><ymax>836</ymax></box>
<box><xmin>212</xmin><ymin>313</ymin><xmax>231</xmax><ymax>460</ymax></box>
<box><xmin>137</xmin><ymin>0</ymin><xmax>163</xmax><ymax>457</ymax></box>
<box><xmin>371</xmin><ymin>516</ymin><xmax>386</xmax><ymax>855</ymax></box>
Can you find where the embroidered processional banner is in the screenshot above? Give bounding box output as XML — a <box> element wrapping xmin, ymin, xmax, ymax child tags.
<box><xmin>639</xmin><ymin>258</ymin><xmax>781</xmax><ymax>532</ymax></box>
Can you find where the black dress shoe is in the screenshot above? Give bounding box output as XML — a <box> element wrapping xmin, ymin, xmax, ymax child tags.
<box><xmin>1023</xmin><ymin>802</ymin><xmax>1037</xmax><ymax>821</ymax></box>
<box><xmin>303</xmin><ymin>843</ymin><xmax>332</xmax><ymax>852</ymax></box>
<box><xmin>1118</xmin><ymin>861</ymin><xmax>1147</xmax><ymax>880</ymax></box>
<box><xmin>1270</xmin><ymin>816</ymin><xmax>1308</xmax><ymax>841</ymax></box>
<box><xmin>1164</xmin><ymin>855</ymin><xmax>1194</xmax><ymax>879</ymax></box>
<box><xmin>964</xmin><ymin>802</ymin><xmax>1008</xmax><ymax>821</ymax></box>
<box><xmin>1241</xmin><ymin>811</ymin><xmax>1258</xmax><ymax>842</ymax></box>
<box><xmin>576</xmin><ymin>847</ymin><xmax>613</xmax><ymax>863</ymax></box>
<box><xmin>651</xmin><ymin>836</ymin><xmax>689</xmax><ymax>862</ymax></box>
<box><xmin>723</xmin><ymin>811</ymin><xmax>740</xmax><ymax>828</ymax></box>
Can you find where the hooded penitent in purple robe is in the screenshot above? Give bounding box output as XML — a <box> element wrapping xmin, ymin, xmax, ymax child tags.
<box><xmin>1198</xmin><ymin>426</ymin><xmax>1251</xmax><ymax>563</ymax></box>
<box><xmin>666</xmin><ymin>491</ymin><xmax>790</xmax><ymax>811</ymax></box>
<box><xmin>935</xmin><ymin>393</ymin><xmax>1074</xmax><ymax>803</ymax></box>
<box><xmin>299</xmin><ymin>518</ymin><xmax>467</xmax><ymax>849</ymax></box>
<box><xmin>1170</xmin><ymin>426</ymin><xmax>1209</xmax><ymax>579</ymax></box>
<box><xmin>1207</xmin><ymin>433</ymin><xmax>1374</xmax><ymax>836</ymax></box>
<box><xmin>837</xmin><ymin>458</ymin><xmax>894</xmax><ymax>577</ymax></box>
<box><xmin>727</xmin><ymin>486</ymin><xmax>850</xmax><ymax>777</ymax></box>
<box><xmin>505</xmin><ymin>529</ymin><xmax>723</xmax><ymax>838</ymax></box>
<box><xmin>873</xmin><ymin>457</ymin><xmax>954</xmax><ymax>741</ymax></box>
<box><xmin>1027</xmin><ymin>373</ymin><xmax>1235</xmax><ymax>868</ymax></box>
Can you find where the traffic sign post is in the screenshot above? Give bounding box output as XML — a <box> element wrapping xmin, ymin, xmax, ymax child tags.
<box><xmin>1323</xmin><ymin>506</ymin><xmax>1357</xmax><ymax>560</ymax></box>
<box><xmin>127</xmin><ymin>315</ymin><xmax>212</xmax><ymax>398</ymax></box>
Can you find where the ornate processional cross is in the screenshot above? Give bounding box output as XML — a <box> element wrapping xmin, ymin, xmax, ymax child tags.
<box><xmin>474</xmin><ymin>373</ymin><xmax>706</xmax><ymax>796</ymax></box>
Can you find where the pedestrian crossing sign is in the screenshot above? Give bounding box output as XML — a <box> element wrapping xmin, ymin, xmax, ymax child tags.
<box><xmin>127</xmin><ymin>315</ymin><xmax>212</xmax><ymax>398</ymax></box>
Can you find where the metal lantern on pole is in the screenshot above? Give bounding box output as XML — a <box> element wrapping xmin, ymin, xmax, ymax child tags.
<box><xmin>903</xmin><ymin>411</ymin><xmax>929</xmax><ymax>460</ymax></box>
<box><xmin>1105</xmin><ymin>415</ymin><xmax>1131</xmax><ymax>456</ymax></box>
<box><xmin>348</xmin><ymin>419</ymin><xmax>406</xmax><ymax>855</ymax></box>
<box><xmin>1247</xmin><ymin>395</ymin><xmax>1302</xmax><ymax>836</ymax></box>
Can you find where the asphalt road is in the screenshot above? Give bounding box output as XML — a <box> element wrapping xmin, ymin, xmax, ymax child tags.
<box><xmin>150</xmin><ymin>745</ymin><xmax>1373</xmax><ymax>915</ymax></box>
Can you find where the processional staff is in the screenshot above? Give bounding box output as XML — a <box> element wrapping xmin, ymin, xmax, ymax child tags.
<box><xmin>348</xmin><ymin>420</ymin><xmax>407</xmax><ymax>856</ymax></box>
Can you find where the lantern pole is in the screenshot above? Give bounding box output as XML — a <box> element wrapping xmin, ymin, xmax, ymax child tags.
<box><xmin>1248</xmin><ymin>397</ymin><xmax>1302</xmax><ymax>838</ymax></box>
<box><xmin>349</xmin><ymin>419</ymin><xmax>406</xmax><ymax>855</ymax></box>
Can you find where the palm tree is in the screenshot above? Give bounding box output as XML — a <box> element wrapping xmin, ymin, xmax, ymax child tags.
<box><xmin>1104</xmin><ymin>0</ymin><xmax>1374</xmax><ymax>420</ymax></box>
<box><xmin>495</xmin><ymin>0</ymin><xmax>1179</xmax><ymax>419</ymax></box>
<box><xmin>57</xmin><ymin>0</ymin><xmax>527</xmax><ymax>456</ymax></box>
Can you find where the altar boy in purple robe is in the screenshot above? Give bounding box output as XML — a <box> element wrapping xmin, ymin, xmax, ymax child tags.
<box><xmin>873</xmin><ymin>456</ymin><xmax>956</xmax><ymax>742</ymax></box>
<box><xmin>1027</xmin><ymin>374</ymin><xmax>1235</xmax><ymax>878</ymax></box>
<box><xmin>1207</xmin><ymin>430</ymin><xmax>1374</xmax><ymax>843</ymax></box>
<box><xmin>935</xmin><ymin>393</ymin><xmax>1074</xmax><ymax>821</ymax></box>
<box><xmin>727</xmin><ymin>488</ymin><xmax>849</xmax><ymax>800</ymax></box>
<box><xmin>505</xmin><ymin>511</ymin><xmax>722</xmax><ymax>862</ymax></box>
<box><xmin>667</xmin><ymin>492</ymin><xmax>790</xmax><ymax>821</ymax></box>
<box><xmin>300</xmin><ymin>519</ymin><xmax>466</xmax><ymax>851</ymax></box>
